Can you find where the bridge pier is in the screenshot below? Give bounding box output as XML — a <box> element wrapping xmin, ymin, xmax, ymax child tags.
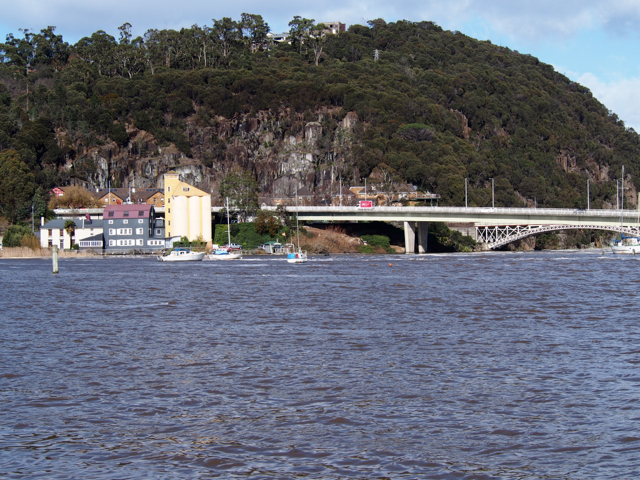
<box><xmin>404</xmin><ymin>222</ymin><xmax>429</xmax><ymax>254</ymax></box>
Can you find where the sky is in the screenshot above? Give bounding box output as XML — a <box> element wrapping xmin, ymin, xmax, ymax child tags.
<box><xmin>2</xmin><ymin>0</ymin><xmax>640</xmax><ymax>131</ymax></box>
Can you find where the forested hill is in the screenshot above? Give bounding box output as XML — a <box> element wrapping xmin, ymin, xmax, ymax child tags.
<box><xmin>1</xmin><ymin>17</ymin><xmax>640</xmax><ymax>223</ymax></box>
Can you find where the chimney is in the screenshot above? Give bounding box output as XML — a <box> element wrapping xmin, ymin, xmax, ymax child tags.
<box><xmin>41</xmin><ymin>216</ymin><xmax>45</xmax><ymax>226</ymax></box>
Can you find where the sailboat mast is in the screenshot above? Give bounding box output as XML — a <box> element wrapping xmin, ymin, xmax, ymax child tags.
<box><xmin>226</xmin><ymin>197</ymin><xmax>231</xmax><ymax>245</ymax></box>
<box><xmin>296</xmin><ymin>190</ymin><xmax>300</xmax><ymax>250</ymax></box>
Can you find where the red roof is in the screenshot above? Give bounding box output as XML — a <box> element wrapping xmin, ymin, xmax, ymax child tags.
<box><xmin>104</xmin><ymin>204</ymin><xmax>153</xmax><ymax>219</ymax></box>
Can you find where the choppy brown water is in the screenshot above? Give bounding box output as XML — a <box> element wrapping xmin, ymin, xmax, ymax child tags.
<box><xmin>1</xmin><ymin>251</ymin><xmax>640</xmax><ymax>479</ymax></box>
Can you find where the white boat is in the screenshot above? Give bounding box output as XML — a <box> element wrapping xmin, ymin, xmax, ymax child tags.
<box><xmin>611</xmin><ymin>235</ymin><xmax>640</xmax><ymax>254</ymax></box>
<box><xmin>209</xmin><ymin>248</ymin><xmax>242</xmax><ymax>260</ymax></box>
<box><xmin>157</xmin><ymin>248</ymin><xmax>205</xmax><ymax>262</ymax></box>
<box><xmin>287</xmin><ymin>250</ymin><xmax>308</xmax><ymax>263</ymax></box>
<box><xmin>287</xmin><ymin>190</ymin><xmax>308</xmax><ymax>264</ymax></box>
<box><xmin>208</xmin><ymin>197</ymin><xmax>243</xmax><ymax>260</ymax></box>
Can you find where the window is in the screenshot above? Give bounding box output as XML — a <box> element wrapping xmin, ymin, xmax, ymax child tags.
<box><xmin>138</xmin><ymin>210</ymin><xmax>144</xmax><ymax>216</ymax></box>
<box><xmin>108</xmin><ymin>220</ymin><xmax>113</xmax><ymax>224</ymax></box>
<box><xmin>183</xmin><ymin>187</ymin><xmax>190</xmax><ymax>191</ymax></box>
<box><xmin>136</xmin><ymin>228</ymin><xmax>143</xmax><ymax>235</ymax></box>
<box><xmin>123</xmin><ymin>211</ymin><xmax>129</xmax><ymax>217</ymax></box>
<box><xmin>168</xmin><ymin>208</ymin><xmax>170</xmax><ymax>214</ymax></box>
<box><xmin>123</xmin><ymin>219</ymin><xmax>128</xmax><ymax>224</ymax></box>
<box><xmin>136</xmin><ymin>239</ymin><xmax>143</xmax><ymax>246</ymax></box>
<box><xmin>109</xmin><ymin>228</ymin><xmax>115</xmax><ymax>235</ymax></box>
<box><xmin>168</xmin><ymin>221</ymin><xmax>170</xmax><ymax>226</ymax></box>
<box><xmin>156</xmin><ymin>229</ymin><xmax>162</xmax><ymax>235</ymax></box>
<box><xmin>138</xmin><ymin>219</ymin><xmax>144</xmax><ymax>224</ymax></box>
<box><xmin>109</xmin><ymin>240</ymin><xmax>115</xmax><ymax>246</ymax></box>
<box><xmin>147</xmin><ymin>239</ymin><xmax>164</xmax><ymax>246</ymax></box>
<box><xmin>168</xmin><ymin>198</ymin><xmax>170</xmax><ymax>204</ymax></box>
<box><xmin>48</xmin><ymin>229</ymin><xmax>52</xmax><ymax>236</ymax></box>
<box><xmin>108</xmin><ymin>211</ymin><xmax>114</xmax><ymax>217</ymax></box>
<box><xmin>59</xmin><ymin>229</ymin><xmax>64</xmax><ymax>236</ymax></box>
<box><xmin>104</xmin><ymin>198</ymin><xmax>108</xmax><ymax>203</ymax></box>
<box><xmin>48</xmin><ymin>239</ymin><xmax>53</xmax><ymax>247</ymax></box>
<box><xmin>167</xmin><ymin>186</ymin><xmax>171</xmax><ymax>192</ymax></box>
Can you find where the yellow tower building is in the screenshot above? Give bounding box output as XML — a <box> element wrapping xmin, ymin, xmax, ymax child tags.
<box><xmin>164</xmin><ymin>172</ymin><xmax>212</xmax><ymax>241</ymax></box>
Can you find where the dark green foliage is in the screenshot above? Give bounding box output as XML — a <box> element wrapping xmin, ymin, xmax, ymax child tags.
<box><xmin>428</xmin><ymin>222</ymin><xmax>476</xmax><ymax>252</ymax></box>
<box><xmin>214</xmin><ymin>222</ymin><xmax>276</xmax><ymax>249</ymax></box>
<box><xmin>2</xmin><ymin>224</ymin><xmax>34</xmax><ymax>247</ymax></box>
<box><xmin>108</xmin><ymin>123</ymin><xmax>128</xmax><ymax>146</ymax></box>
<box><xmin>361</xmin><ymin>234</ymin><xmax>394</xmax><ymax>253</ymax></box>
<box><xmin>0</xmin><ymin>16</ymin><xmax>639</xmax><ymax>212</ymax></box>
<box><xmin>0</xmin><ymin>150</ymin><xmax>36</xmax><ymax>222</ymax></box>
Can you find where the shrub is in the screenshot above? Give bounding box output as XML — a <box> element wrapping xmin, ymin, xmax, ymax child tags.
<box><xmin>361</xmin><ymin>234</ymin><xmax>391</xmax><ymax>248</ymax></box>
<box><xmin>3</xmin><ymin>225</ymin><xmax>35</xmax><ymax>247</ymax></box>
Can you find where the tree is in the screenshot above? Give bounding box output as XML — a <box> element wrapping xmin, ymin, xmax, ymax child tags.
<box><xmin>212</xmin><ymin>17</ymin><xmax>240</xmax><ymax>63</ymax></box>
<box><xmin>306</xmin><ymin>23</ymin><xmax>327</xmax><ymax>66</ymax></box>
<box><xmin>240</xmin><ymin>13</ymin><xmax>270</xmax><ymax>52</ymax></box>
<box><xmin>255</xmin><ymin>209</ymin><xmax>280</xmax><ymax>236</ymax></box>
<box><xmin>0</xmin><ymin>150</ymin><xmax>35</xmax><ymax>222</ymax></box>
<box><xmin>219</xmin><ymin>170</ymin><xmax>259</xmax><ymax>222</ymax></box>
<box><xmin>64</xmin><ymin>220</ymin><xmax>76</xmax><ymax>245</ymax></box>
<box><xmin>288</xmin><ymin>16</ymin><xmax>314</xmax><ymax>54</ymax></box>
<box><xmin>2</xmin><ymin>224</ymin><xmax>34</xmax><ymax>247</ymax></box>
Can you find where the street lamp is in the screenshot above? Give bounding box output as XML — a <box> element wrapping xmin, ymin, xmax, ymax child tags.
<box><xmin>490</xmin><ymin>178</ymin><xmax>494</xmax><ymax>208</ymax></box>
<box><xmin>587</xmin><ymin>178</ymin><xmax>590</xmax><ymax>210</ymax></box>
<box><xmin>465</xmin><ymin>178</ymin><xmax>468</xmax><ymax>208</ymax></box>
<box><xmin>534</xmin><ymin>196</ymin><xmax>537</xmax><ymax>209</ymax></box>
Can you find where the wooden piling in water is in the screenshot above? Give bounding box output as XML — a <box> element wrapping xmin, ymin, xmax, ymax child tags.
<box><xmin>52</xmin><ymin>246</ymin><xmax>58</xmax><ymax>274</ymax></box>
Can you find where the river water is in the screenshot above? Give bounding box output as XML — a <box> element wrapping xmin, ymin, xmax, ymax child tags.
<box><xmin>1</xmin><ymin>251</ymin><xmax>639</xmax><ymax>479</ymax></box>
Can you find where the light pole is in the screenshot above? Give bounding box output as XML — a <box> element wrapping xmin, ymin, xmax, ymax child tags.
<box><xmin>616</xmin><ymin>179</ymin><xmax>619</xmax><ymax>209</ymax></box>
<box><xmin>490</xmin><ymin>178</ymin><xmax>494</xmax><ymax>208</ymax></box>
<box><xmin>587</xmin><ymin>179</ymin><xmax>590</xmax><ymax>210</ymax></box>
<box><xmin>622</xmin><ymin>166</ymin><xmax>625</xmax><ymax>211</ymax></box>
<box><xmin>464</xmin><ymin>178</ymin><xmax>468</xmax><ymax>208</ymax></box>
<box><xmin>534</xmin><ymin>196</ymin><xmax>537</xmax><ymax>209</ymax></box>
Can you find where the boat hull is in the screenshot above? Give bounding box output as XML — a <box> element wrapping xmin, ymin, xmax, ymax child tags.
<box><xmin>208</xmin><ymin>252</ymin><xmax>242</xmax><ymax>260</ymax></box>
<box><xmin>287</xmin><ymin>252</ymin><xmax>308</xmax><ymax>263</ymax></box>
<box><xmin>157</xmin><ymin>250</ymin><xmax>205</xmax><ymax>262</ymax></box>
<box><xmin>611</xmin><ymin>245</ymin><xmax>640</xmax><ymax>255</ymax></box>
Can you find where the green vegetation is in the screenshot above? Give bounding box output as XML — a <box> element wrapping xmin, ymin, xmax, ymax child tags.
<box><xmin>2</xmin><ymin>224</ymin><xmax>36</xmax><ymax>247</ymax></box>
<box><xmin>360</xmin><ymin>234</ymin><xmax>394</xmax><ymax>253</ymax></box>
<box><xmin>428</xmin><ymin>223</ymin><xmax>477</xmax><ymax>252</ymax></box>
<box><xmin>214</xmin><ymin>222</ymin><xmax>282</xmax><ymax>249</ymax></box>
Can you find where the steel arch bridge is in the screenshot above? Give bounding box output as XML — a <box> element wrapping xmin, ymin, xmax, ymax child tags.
<box><xmin>477</xmin><ymin>224</ymin><xmax>640</xmax><ymax>249</ymax></box>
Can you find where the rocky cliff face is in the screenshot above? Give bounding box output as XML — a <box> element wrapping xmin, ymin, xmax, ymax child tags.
<box><xmin>62</xmin><ymin>108</ymin><xmax>359</xmax><ymax>203</ymax></box>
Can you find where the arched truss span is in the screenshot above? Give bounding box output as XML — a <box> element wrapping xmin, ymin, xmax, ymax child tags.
<box><xmin>477</xmin><ymin>225</ymin><xmax>640</xmax><ymax>250</ymax></box>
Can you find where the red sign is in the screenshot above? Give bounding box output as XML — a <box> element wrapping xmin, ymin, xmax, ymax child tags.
<box><xmin>359</xmin><ymin>201</ymin><xmax>373</xmax><ymax>208</ymax></box>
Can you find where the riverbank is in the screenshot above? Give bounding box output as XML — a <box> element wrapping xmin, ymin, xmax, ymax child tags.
<box><xmin>0</xmin><ymin>247</ymin><xmax>98</xmax><ymax>258</ymax></box>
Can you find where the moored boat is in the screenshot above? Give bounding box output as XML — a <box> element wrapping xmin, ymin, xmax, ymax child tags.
<box><xmin>287</xmin><ymin>250</ymin><xmax>308</xmax><ymax>263</ymax></box>
<box><xmin>157</xmin><ymin>247</ymin><xmax>205</xmax><ymax>262</ymax></box>
<box><xmin>610</xmin><ymin>235</ymin><xmax>640</xmax><ymax>255</ymax></box>
<box><xmin>286</xmin><ymin>190</ymin><xmax>308</xmax><ymax>264</ymax></box>
<box><xmin>208</xmin><ymin>197</ymin><xmax>243</xmax><ymax>260</ymax></box>
<box><xmin>209</xmin><ymin>247</ymin><xmax>242</xmax><ymax>260</ymax></box>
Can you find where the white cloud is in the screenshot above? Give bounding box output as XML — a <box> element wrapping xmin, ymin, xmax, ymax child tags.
<box><xmin>578</xmin><ymin>72</ymin><xmax>640</xmax><ymax>132</ymax></box>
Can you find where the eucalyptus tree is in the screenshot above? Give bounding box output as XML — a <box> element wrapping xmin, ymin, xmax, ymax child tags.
<box><xmin>288</xmin><ymin>16</ymin><xmax>314</xmax><ymax>54</ymax></box>
<box><xmin>212</xmin><ymin>17</ymin><xmax>241</xmax><ymax>65</ymax></box>
<box><xmin>240</xmin><ymin>13</ymin><xmax>270</xmax><ymax>52</ymax></box>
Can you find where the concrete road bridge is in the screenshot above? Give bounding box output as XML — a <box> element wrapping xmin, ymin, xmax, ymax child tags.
<box><xmin>254</xmin><ymin>206</ymin><xmax>640</xmax><ymax>252</ymax></box>
<box><xmin>60</xmin><ymin>205</ymin><xmax>640</xmax><ymax>253</ymax></box>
